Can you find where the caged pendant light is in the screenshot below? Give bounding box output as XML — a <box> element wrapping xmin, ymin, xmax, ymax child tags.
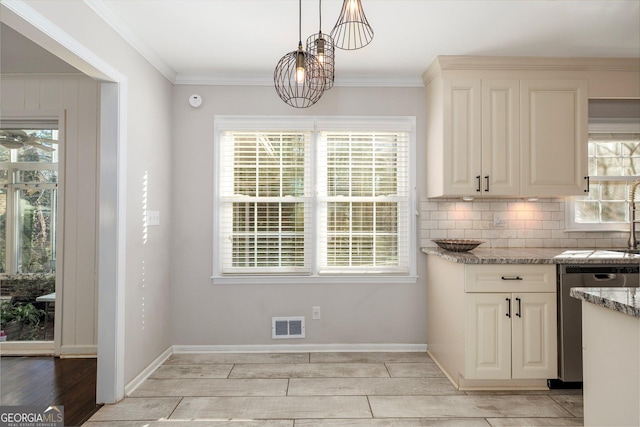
<box><xmin>306</xmin><ymin>0</ymin><xmax>335</xmax><ymax>90</ymax></box>
<box><xmin>274</xmin><ymin>0</ymin><xmax>326</xmax><ymax>108</ymax></box>
<box><xmin>330</xmin><ymin>0</ymin><xmax>374</xmax><ymax>50</ymax></box>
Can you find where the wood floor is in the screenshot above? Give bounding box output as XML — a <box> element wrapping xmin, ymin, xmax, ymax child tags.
<box><xmin>0</xmin><ymin>356</ymin><xmax>102</xmax><ymax>426</ymax></box>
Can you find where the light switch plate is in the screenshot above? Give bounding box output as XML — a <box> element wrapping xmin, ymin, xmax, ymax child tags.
<box><xmin>147</xmin><ymin>210</ymin><xmax>160</xmax><ymax>226</ymax></box>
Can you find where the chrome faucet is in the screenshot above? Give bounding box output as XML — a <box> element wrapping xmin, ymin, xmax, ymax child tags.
<box><xmin>628</xmin><ymin>179</ymin><xmax>640</xmax><ymax>249</ymax></box>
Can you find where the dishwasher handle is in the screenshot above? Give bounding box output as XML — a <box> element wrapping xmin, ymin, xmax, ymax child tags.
<box><xmin>593</xmin><ymin>273</ymin><xmax>617</xmax><ymax>281</ymax></box>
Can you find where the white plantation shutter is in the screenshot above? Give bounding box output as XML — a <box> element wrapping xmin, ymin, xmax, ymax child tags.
<box><xmin>219</xmin><ymin>130</ymin><xmax>312</xmax><ymax>274</ymax></box>
<box><xmin>215</xmin><ymin>116</ymin><xmax>414</xmax><ymax>278</ymax></box>
<box><xmin>317</xmin><ymin>129</ymin><xmax>410</xmax><ymax>274</ymax></box>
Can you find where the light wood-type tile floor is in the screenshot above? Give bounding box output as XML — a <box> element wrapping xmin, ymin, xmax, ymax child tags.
<box><xmin>84</xmin><ymin>352</ymin><xmax>583</xmax><ymax>426</ymax></box>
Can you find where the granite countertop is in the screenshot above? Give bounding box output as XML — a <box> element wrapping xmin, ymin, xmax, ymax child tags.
<box><xmin>421</xmin><ymin>247</ymin><xmax>640</xmax><ymax>265</ymax></box>
<box><xmin>570</xmin><ymin>287</ymin><xmax>640</xmax><ymax>318</ymax></box>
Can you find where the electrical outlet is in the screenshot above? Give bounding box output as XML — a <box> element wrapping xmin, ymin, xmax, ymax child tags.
<box><xmin>312</xmin><ymin>306</ymin><xmax>321</xmax><ymax>320</ymax></box>
<box><xmin>493</xmin><ymin>213</ymin><xmax>506</xmax><ymax>228</ymax></box>
<box><xmin>146</xmin><ymin>210</ymin><xmax>160</xmax><ymax>226</ymax></box>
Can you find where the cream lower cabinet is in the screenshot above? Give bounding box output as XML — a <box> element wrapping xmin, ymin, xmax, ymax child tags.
<box><xmin>465</xmin><ymin>292</ymin><xmax>557</xmax><ymax>380</ymax></box>
<box><xmin>425</xmin><ymin>256</ymin><xmax>558</xmax><ymax>389</ymax></box>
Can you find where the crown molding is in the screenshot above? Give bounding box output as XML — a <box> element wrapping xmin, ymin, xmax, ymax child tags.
<box><xmin>174</xmin><ymin>72</ymin><xmax>424</xmax><ymax>87</ymax></box>
<box><xmin>84</xmin><ymin>0</ymin><xmax>177</xmax><ymax>83</ymax></box>
<box><xmin>423</xmin><ymin>55</ymin><xmax>640</xmax><ymax>85</ymax></box>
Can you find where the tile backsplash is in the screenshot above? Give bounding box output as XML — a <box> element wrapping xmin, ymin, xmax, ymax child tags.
<box><xmin>419</xmin><ymin>198</ymin><xmax>629</xmax><ymax>249</ymax></box>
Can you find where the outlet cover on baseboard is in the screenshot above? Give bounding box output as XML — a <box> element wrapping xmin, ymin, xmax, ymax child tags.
<box><xmin>272</xmin><ymin>316</ymin><xmax>305</xmax><ymax>339</ymax></box>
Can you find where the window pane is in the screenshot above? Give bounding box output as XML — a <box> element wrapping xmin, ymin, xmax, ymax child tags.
<box><xmin>326</xmin><ymin>202</ymin><xmax>400</xmax><ymax>268</ymax></box>
<box><xmin>17</xmin><ymin>169</ymin><xmax>58</xmax><ymax>184</ymax></box>
<box><xmin>231</xmin><ymin>202</ymin><xmax>306</xmax><ymax>268</ymax></box>
<box><xmin>574</xmin><ymin>133</ymin><xmax>640</xmax><ymax>226</ymax></box>
<box><xmin>0</xmin><ymin>146</ymin><xmax>9</xmax><ymax>162</ymax></box>
<box><xmin>14</xmin><ymin>130</ymin><xmax>59</xmax><ymax>163</ymax></box>
<box><xmin>17</xmin><ymin>188</ymin><xmax>56</xmax><ymax>273</ymax></box>
<box><xmin>327</xmin><ymin>133</ymin><xmax>402</xmax><ymax>197</ymax></box>
<box><xmin>575</xmin><ymin>200</ymin><xmax>599</xmax><ymax>223</ymax></box>
<box><xmin>601</xmin><ymin>201</ymin><xmax>627</xmax><ymax>223</ymax></box>
<box><xmin>233</xmin><ymin>133</ymin><xmax>306</xmax><ymax>198</ymax></box>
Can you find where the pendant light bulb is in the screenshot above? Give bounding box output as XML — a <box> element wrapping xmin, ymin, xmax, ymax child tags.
<box><xmin>295</xmin><ymin>46</ymin><xmax>306</xmax><ymax>83</ymax></box>
<box><xmin>316</xmin><ymin>37</ymin><xmax>326</xmax><ymax>64</ymax></box>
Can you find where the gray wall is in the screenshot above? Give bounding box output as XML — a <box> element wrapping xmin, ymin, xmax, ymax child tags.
<box><xmin>170</xmin><ymin>85</ymin><xmax>429</xmax><ymax>347</ymax></box>
<box><xmin>17</xmin><ymin>0</ymin><xmax>174</xmax><ymax>383</ymax></box>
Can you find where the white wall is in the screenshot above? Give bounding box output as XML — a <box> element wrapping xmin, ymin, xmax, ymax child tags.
<box><xmin>15</xmin><ymin>0</ymin><xmax>174</xmax><ymax>384</ymax></box>
<box><xmin>1</xmin><ymin>74</ymin><xmax>99</xmax><ymax>355</ymax></box>
<box><xmin>171</xmin><ymin>85</ymin><xmax>428</xmax><ymax>347</ymax></box>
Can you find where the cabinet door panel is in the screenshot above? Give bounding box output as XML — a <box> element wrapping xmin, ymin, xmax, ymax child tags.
<box><xmin>465</xmin><ymin>293</ymin><xmax>511</xmax><ymax>379</ymax></box>
<box><xmin>443</xmin><ymin>79</ymin><xmax>481</xmax><ymax>195</ymax></box>
<box><xmin>512</xmin><ymin>293</ymin><xmax>558</xmax><ymax>379</ymax></box>
<box><xmin>520</xmin><ymin>80</ymin><xmax>588</xmax><ymax>196</ymax></box>
<box><xmin>482</xmin><ymin>80</ymin><xmax>520</xmax><ymax>196</ymax></box>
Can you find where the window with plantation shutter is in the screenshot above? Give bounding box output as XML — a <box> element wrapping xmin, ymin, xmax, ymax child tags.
<box><xmin>214</xmin><ymin>116</ymin><xmax>416</xmax><ymax>283</ymax></box>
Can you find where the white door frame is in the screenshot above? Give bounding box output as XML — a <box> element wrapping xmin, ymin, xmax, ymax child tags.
<box><xmin>1</xmin><ymin>1</ymin><xmax>128</xmax><ymax>403</ymax></box>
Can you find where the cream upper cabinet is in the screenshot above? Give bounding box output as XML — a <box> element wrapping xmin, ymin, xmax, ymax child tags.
<box><xmin>424</xmin><ymin>56</ymin><xmax>596</xmax><ymax>198</ymax></box>
<box><xmin>520</xmin><ymin>80</ymin><xmax>588</xmax><ymax>196</ymax></box>
<box><xmin>482</xmin><ymin>80</ymin><xmax>521</xmax><ymax>196</ymax></box>
<box><xmin>437</xmin><ymin>79</ymin><xmax>520</xmax><ymax>197</ymax></box>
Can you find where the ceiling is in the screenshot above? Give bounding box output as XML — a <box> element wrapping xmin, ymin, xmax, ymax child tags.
<box><xmin>3</xmin><ymin>0</ymin><xmax>640</xmax><ymax>86</ymax></box>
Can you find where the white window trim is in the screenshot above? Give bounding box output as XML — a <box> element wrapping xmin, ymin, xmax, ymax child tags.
<box><xmin>212</xmin><ymin>115</ymin><xmax>418</xmax><ymax>285</ymax></box>
<box><xmin>565</xmin><ymin>119</ymin><xmax>640</xmax><ymax>231</ymax></box>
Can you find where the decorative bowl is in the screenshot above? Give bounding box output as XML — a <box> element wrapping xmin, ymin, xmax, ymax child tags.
<box><xmin>432</xmin><ymin>239</ymin><xmax>485</xmax><ymax>252</ymax></box>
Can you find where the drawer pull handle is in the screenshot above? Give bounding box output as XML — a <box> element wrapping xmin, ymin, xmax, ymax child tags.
<box><xmin>501</xmin><ymin>276</ymin><xmax>523</xmax><ymax>281</ymax></box>
<box><xmin>515</xmin><ymin>297</ymin><xmax>522</xmax><ymax>318</ymax></box>
<box><xmin>506</xmin><ymin>297</ymin><xmax>511</xmax><ymax>318</ymax></box>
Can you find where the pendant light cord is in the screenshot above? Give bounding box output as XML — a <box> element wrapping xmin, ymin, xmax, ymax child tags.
<box><xmin>319</xmin><ymin>0</ymin><xmax>322</xmax><ymax>33</ymax></box>
<box><xmin>298</xmin><ymin>0</ymin><xmax>302</xmax><ymax>43</ymax></box>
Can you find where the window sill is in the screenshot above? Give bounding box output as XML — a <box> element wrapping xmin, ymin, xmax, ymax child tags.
<box><xmin>211</xmin><ymin>275</ymin><xmax>419</xmax><ymax>285</ymax></box>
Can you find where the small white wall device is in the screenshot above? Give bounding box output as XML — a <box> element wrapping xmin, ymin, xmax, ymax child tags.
<box><xmin>188</xmin><ymin>94</ymin><xmax>203</xmax><ymax>108</ymax></box>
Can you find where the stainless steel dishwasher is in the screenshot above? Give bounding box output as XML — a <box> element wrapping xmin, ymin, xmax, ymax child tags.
<box><xmin>557</xmin><ymin>264</ymin><xmax>640</xmax><ymax>383</ymax></box>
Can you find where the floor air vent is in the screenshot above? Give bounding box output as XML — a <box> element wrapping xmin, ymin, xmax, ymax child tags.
<box><xmin>272</xmin><ymin>316</ymin><xmax>305</xmax><ymax>339</ymax></box>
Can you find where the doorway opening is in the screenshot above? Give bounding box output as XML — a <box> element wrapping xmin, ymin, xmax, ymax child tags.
<box><xmin>0</xmin><ymin>123</ymin><xmax>60</xmax><ymax>345</ymax></box>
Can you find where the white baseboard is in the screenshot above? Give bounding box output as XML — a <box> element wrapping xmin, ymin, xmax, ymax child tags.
<box><xmin>172</xmin><ymin>343</ymin><xmax>427</xmax><ymax>353</ymax></box>
<box><xmin>0</xmin><ymin>341</ymin><xmax>55</xmax><ymax>356</ymax></box>
<box><xmin>60</xmin><ymin>345</ymin><xmax>97</xmax><ymax>357</ymax></box>
<box><xmin>125</xmin><ymin>346</ymin><xmax>172</xmax><ymax>396</ymax></box>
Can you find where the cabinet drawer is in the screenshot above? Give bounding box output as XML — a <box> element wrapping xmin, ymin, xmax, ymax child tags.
<box><xmin>465</xmin><ymin>264</ymin><xmax>556</xmax><ymax>292</ymax></box>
